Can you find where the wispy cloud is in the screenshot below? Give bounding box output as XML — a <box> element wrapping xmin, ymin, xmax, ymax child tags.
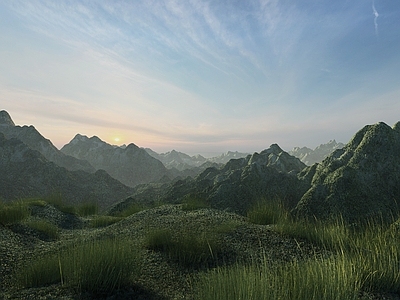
<box><xmin>372</xmin><ymin>0</ymin><xmax>379</xmax><ymax>37</ymax></box>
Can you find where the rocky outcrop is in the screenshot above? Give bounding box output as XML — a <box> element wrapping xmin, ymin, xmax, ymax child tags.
<box><xmin>61</xmin><ymin>134</ymin><xmax>170</xmax><ymax>187</ymax></box>
<box><xmin>0</xmin><ymin>133</ymin><xmax>133</xmax><ymax>209</ymax></box>
<box><xmin>294</xmin><ymin>122</ymin><xmax>400</xmax><ymax>223</ymax></box>
<box><xmin>113</xmin><ymin>144</ymin><xmax>308</xmax><ymax>213</ymax></box>
<box><xmin>0</xmin><ymin>110</ymin><xmax>95</xmax><ymax>173</ymax></box>
<box><xmin>290</xmin><ymin>140</ymin><xmax>345</xmax><ymax>165</ymax></box>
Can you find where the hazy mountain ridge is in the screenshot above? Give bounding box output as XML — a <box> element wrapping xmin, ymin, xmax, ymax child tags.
<box><xmin>289</xmin><ymin>140</ymin><xmax>345</xmax><ymax>165</ymax></box>
<box><xmin>61</xmin><ymin>134</ymin><xmax>171</xmax><ymax>187</ymax></box>
<box><xmin>0</xmin><ymin>110</ymin><xmax>95</xmax><ymax>173</ymax></box>
<box><xmin>109</xmin><ymin>144</ymin><xmax>308</xmax><ymax>214</ymax></box>
<box><xmin>0</xmin><ymin>132</ymin><xmax>133</xmax><ymax>209</ymax></box>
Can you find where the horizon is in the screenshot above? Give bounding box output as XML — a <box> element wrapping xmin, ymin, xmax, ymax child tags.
<box><xmin>1</xmin><ymin>1</ymin><xmax>400</xmax><ymax>154</ymax></box>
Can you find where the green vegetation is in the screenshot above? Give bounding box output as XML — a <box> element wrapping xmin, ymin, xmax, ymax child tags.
<box><xmin>247</xmin><ymin>199</ymin><xmax>289</xmax><ymax>225</ymax></box>
<box><xmin>44</xmin><ymin>193</ymin><xmax>76</xmax><ymax>214</ymax></box>
<box><xmin>114</xmin><ymin>203</ymin><xmax>145</xmax><ymax>218</ymax></box>
<box><xmin>0</xmin><ymin>201</ymin><xmax>30</xmax><ymax>225</ymax></box>
<box><xmin>146</xmin><ymin>227</ymin><xmax>221</xmax><ymax>268</ymax></box>
<box><xmin>77</xmin><ymin>202</ymin><xmax>98</xmax><ymax>217</ymax></box>
<box><xmin>89</xmin><ymin>216</ymin><xmax>124</xmax><ymax>228</ymax></box>
<box><xmin>25</xmin><ymin>220</ymin><xmax>60</xmax><ymax>240</ymax></box>
<box><xmin>19</xmin><ymin>238</ymin><xmax>141</xmax><ymax>295</ymax></box>
<box><xmin>181</xmin><ymin>196</ymin><xmax>209</xmax><ymax>211</ymax></box>
<box><xmin>196</xmin><ymin>199</ymin><xmax>400</xmax><ymax>299</ymax></box>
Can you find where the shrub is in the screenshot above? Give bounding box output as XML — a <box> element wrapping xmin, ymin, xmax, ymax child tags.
<box><xmin>26</xmin><ymin>220</ymin><xmax>60</xmax><ymax>240</ymax></box>
<box><xmin>19</xmin><ymin>238</ymin><xmax>141</xmax><ymax>295</ymax></box>
<box><xmin>0</xmin><ymin>201</ymin><xmax>30</xmax><ymax>225</ymax></box>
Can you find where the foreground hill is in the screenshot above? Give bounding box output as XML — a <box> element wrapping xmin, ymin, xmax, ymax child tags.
<box><xmin>61</xmin><ymin>134</ymin><xmax>170</xmax><ymax>187</ymax></box>
<box><xmin>0</xmin><ymin>110</ymin><xmax>95</xmax><ymax>173</ymax></box>
<box><xmin>0</xmin><ymin>133</ymin><xmax>133</xmax><ymax>209</ymax></box>
<box><xmin>294</xmin><ymin>122</ymin><xmax>400</xmax><ymax>222</ymax></box>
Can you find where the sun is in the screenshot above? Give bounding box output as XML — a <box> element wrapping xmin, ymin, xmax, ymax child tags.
<box><xmin>114</xmin><ymin>137</ymin><xmax>120</xmax><ymax>143</ymax></box>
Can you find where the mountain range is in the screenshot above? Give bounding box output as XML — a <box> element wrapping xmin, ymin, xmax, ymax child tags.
<box><xmin>2</xmin><ymin>109</ymin><xmax>400</xmax><ymax>223</ymax></box>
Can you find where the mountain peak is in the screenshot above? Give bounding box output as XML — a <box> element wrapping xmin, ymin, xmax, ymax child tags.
<box><xmin>0</xmin><ymin>110</ymin><xmax>15</xmax><ymax>127</ymax></box>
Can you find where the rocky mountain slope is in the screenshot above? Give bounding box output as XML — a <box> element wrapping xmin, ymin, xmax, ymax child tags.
<box><xmin>294</xmin><ymin>122</ymin><xmax>400</xmax><ymax>222</ymax></box>
<box><xmin>110</xmin><ymin>144</ymin><xmax>308</xmax><ymax>214</ymax></box>
<box><xmin>145</xmin><ymin>148</ymin><xmax>208</xmax><ymax>170</ymax></box>
<box><xmin>0</xmin><ymin>132</ymin><xmax>133</xmax><ymax>209</ymax></box>
<box><xmin>289</xmin><ymin>140</ymin><xmax>345</xmax><ymax>165</ymax></box>
<box><xmin>0</xmin><ymin>110</ymin><xmax>95</xmax><ymax>173</ymax></box>
<box><xmin>61</xmin><ymin>134</ymin><xmax>170</xmax><ymax>187</ymax></box>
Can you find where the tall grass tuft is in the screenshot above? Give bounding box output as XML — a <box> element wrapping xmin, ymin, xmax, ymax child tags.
<box><xmin>247</xmin><ymin>199</ymin><xmax>289</xmax><ymax>225</ymax></box>
<box><xmin>90</xmin><ymin>216</ymin><xmax>124</xmax><ymax>228</ymax></box>
<box><xmin>196</xmin><ymin>255</ymin><xmax>360</xmax><ymax>300</ymax></box>
<box><xmin>19</xmin><ymin>238</ymin><xmax>141</xmax><ymax>295</ymax></box>
<box><xmin>146</xmin><ymin>228</ymin><xmax>221</xmax><ymax>268</ymax></box>
<box><xmin>25</xmin><ymin>220</ymin><xmax>60</xmax><ymax>240</ymax></box>
<box><xmin>77</xmin><ymin>202</ymin><xmax>98</xmax><ymax>217</ymax></box>
<box><xmin>181</xmin><ymin>196</ymin><xmax>209</xmax><ymax>211</ymax></box>
<box><xmin>44</xmin><ymin>193</ymin><xmax>76</xmax><ymax>215</ymax></box>
<box><xmin>0</xmin><ymin>201</ymin><xmax>30</xmax><ymax>225</ymax></box>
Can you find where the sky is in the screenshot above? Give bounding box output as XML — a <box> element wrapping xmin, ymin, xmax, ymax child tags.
<box><xmin>1</xmin><ymin>0</ymin><xmax>400</xmax><ymax>155</ymax></box>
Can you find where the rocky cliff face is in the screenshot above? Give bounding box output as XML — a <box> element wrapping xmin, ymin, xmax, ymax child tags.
<box><xmin>0</xmin><ymin>111</ymin><xmax>95</xmax><ymax>173</ymax></box>
<box><xmin>61</xmin><ymin>134</ymin><xmax>170</xmax><ymax>187</ymax></box>
<box><xmin>294</xmin><ymin>122</ymin><xmax>400</xmax><ymax>222</ymax></box>
<box><xmin>289</xmin><ymin>140</ymin><xmax>345</xmax><ymax>165</ymax></box>
<box><xmin>0</xmin><ymin>133</ymin><xmax>133</xmax><ymax>209</ymax></box>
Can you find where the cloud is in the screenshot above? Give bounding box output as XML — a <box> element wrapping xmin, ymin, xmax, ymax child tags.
<box><xmin>372</xmin><ymin>0</ymin><xmax>379</xmax><ymax>37</ymax></box>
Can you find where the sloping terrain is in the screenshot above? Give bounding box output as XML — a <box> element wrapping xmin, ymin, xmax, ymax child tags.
<box><xmin>0</xmin><ymin>110</ymin><xmax>94</xmax><ymax>173</ymax></box>
<box><xmin>294</xmin><ymin>122</ymin><xmax>400</xmax><ymax>222</ymax></box>
<box><xmin>0</xmin><ymin>133</ymin><xmax>133</xmax><ymax>209</ymax></box>
<box><xmin>61</xmin><ymin>134</ymin><xmax>170</xmax><ymax>187</ymax></box>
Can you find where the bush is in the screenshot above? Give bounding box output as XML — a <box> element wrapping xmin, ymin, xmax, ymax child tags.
<box><xmin>19</xmin><ymin>238</ymin><xmax>141</xmax><ymax>295</ymax></box>
<box><xmin>0</xmin><ymin>201</ymin><xmax>30</xmax><ymax>225</ymax></box>
<box><xmin>25</xmin><ymin>220</ymin><xmax>60</xmax><ymax>240</ymax></box>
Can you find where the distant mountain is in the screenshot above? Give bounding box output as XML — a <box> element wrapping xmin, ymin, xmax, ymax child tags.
<box><xmin>0</xmin><ymin>132</ymin><xmax>133</xmax><ymax>209</ymax></box>
<box><xmin>61</xmin><ymin>134</ymin><xmax>170</xmax><ymax>187</ymax></box>
<box><xmin>144</xmin><ymin>148</ymin><xmax>207</xmax><ymax>171</ymax></box>
<box><xmin>0</xmin><ymin>110</ymin><xmax>95</xmax><ymax>173</ymax></box>
<box><xmin>110</xmin><ymin>144</ymin><xmax>308</xmax><ymax>214</ymax></box>
<box><xmin>294</xmin><ymin>122</ymin><xmax>400</xmax><ymax>223</ymax></box>
<box><xmin>289</xmin><ymin>140</ymin><xmax>345</xmax><ymax>165</ymax></box>
<box><xmin>208</xmin><ymin>151</ymin><xmax>250</xmax><ymax>164</ymax></box>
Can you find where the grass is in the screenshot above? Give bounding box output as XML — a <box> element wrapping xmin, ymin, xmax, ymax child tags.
<box><xmin>44</xmin><ymin>193</ymin><xmax>76</xmax><ymax>215</ymax></box>
<box><xmin>146</xmin><ymin>228</ymin><xmax>222</xmax><ymax>268</ymax></box>
<box><xmin>197</xmin><ymin>200</ymin><xmax>400</xmax><ymax>299</ymax></box>
<box><xmin>77</xmin><ymin>202</ymin><xmax>98</xmax><ymax>217</ymax></box>
<box><xmin>19</xmin><ymin>238</ymin><xmax>141</xmax><ymax>295</ymax></box>
<box><xmin>25</xmin><ymin>220</ymin><xmax>60</xmax><ymax>240</ymax></box>
<box><xmin>113</xmin><ymin>203</ymin><xmax>145</xmax><ymax>218</ymax></box>
<box><xmin>89</xmin><ymin>216</ymin><xmax>124</xmax><ymax>228</ymax></box>
<box><xmin>0</xmin><ymin>201</ymin><xmax>30</xmax><ymax>225</ymax></box>
<box><xmin>247</xmin><ymin>199</ymin><xmax>289</xmax><ymax>225</ymax></box>
<box><xmin>181</xmin><ymin>196</ymin><xmax>210</xmax><ymax>211</ymax></box>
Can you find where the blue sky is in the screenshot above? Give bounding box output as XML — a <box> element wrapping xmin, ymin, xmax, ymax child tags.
<box><xmin>1</xmin><ymin>0</ymin><xmax>400</xmax><ymax>154</ymax></box>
